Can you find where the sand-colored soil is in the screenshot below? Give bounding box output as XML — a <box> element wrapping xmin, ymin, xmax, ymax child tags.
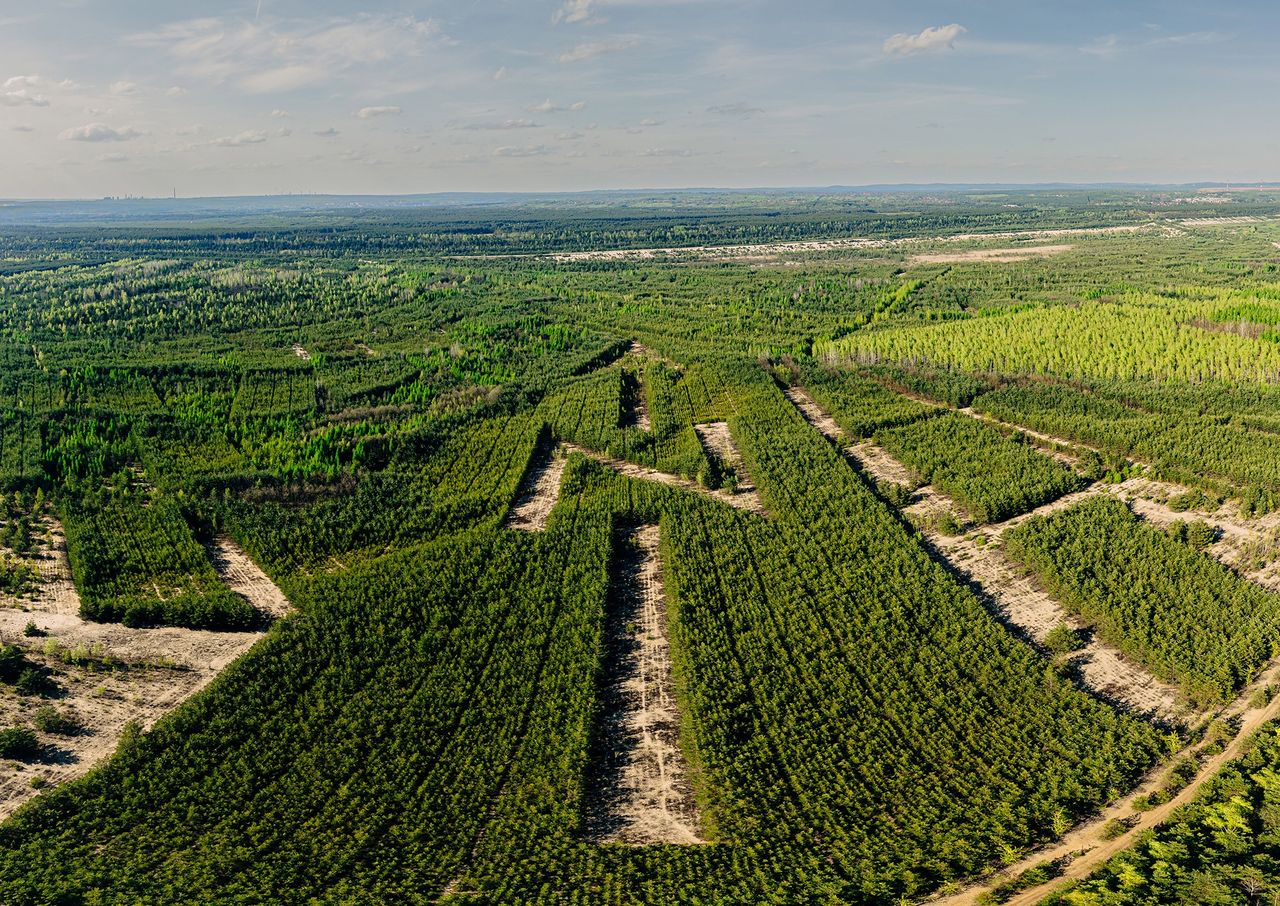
<box><xmin>0</xmin><ymin>530</ymin><xmax>289</xmax><ymax>819</ymax></box>
<box><xmin>291</xmin><ymin>343</ymin><xmax>311</xmax><ymax>360</ymax></box>
<box><xmin>783</xmin><ymin>386</ymin><xmax>1190</xmax><ymax>721</ymax></box>
<box><xmin>547</xmin><ymin>224</ymin><xmax>1146</xmax><ymax>263</ymax></box>
<box><xmin>927</xmin><ymin>487</ymin><xmax>1189</xmax><ymax>724</ymax></box>
<box><xmin>564</xmin><ymin>443</ymin><xmax>766</xmax><ymax>516</ymax></box>
<box><xmin>584</xmin><ymin>525</ymin><xmax>703</xmax><ymax>845</ymax></box>
<box><xmin>1181</xmin><ymin>215</ymin><xmax>1268</xmax><ymax>227</ymax></box>
<box><xmin>693</xmin><ymin>422</ymin><xmax>756</xmax><ymax>494</ymax></box>
<box><xmin>909</xmin><ymin>244</ymin><xmax>1074</xmax><ymax>265</ymax></box>
<box><xmin>505</xmin><ymin>446</ymin><xmax>569</xmax><ymax>532</ymax></box>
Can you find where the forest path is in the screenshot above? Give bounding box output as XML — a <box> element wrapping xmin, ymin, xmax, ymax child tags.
<box><xmin>934</xmin><ymin>654</ymin><xmax>1280</xmax><ymax>905</ymax></box>
<box><xmin>505</xmin><ymin>445</ymin><xmax>570</xmax><ymax>532</ymax></box>
<box><xmin>782</xmin><ymin>385</ymin><xmax>1189</xmax><ymax>722</ymax></box>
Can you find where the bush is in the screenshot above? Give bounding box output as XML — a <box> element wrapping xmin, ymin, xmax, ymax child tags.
<box><xmin>0</xmin><ymin>644</ymin><xmax>27</xmax><ymax>683</ymax></box>
<box><xmin>876</xmin><ymin>480</ymin><xmax>915</xmax><ymax>508</ymax></box>
<box><xmin>0</xmin><ymin>727</ymin><xmax>39</xmax><ymax>760</ymax></box>
<box><xmin>1100</xmin><ymin>818</ymin><xmax>1130</xmax><ymax>841</ymax></box>
<box><xmin>935</xmin><ymin>512</ymin><xmax>963</xmax><ymax>536</ymax></box>
<box><xmin>32</xmin><ymin>706</ymin><xmax>79</xmax><ymax>736</ymax></box>
<box><xmin>1044</xmin><ymin>623</ymin><xmax>1086</xmax><ymax>655</ymax></box>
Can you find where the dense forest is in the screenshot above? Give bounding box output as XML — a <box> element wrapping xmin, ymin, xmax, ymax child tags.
<box><xmin>2</xmin><ymin>194</ymin><xmax>1280</xmax><ymax>903</ymax></box>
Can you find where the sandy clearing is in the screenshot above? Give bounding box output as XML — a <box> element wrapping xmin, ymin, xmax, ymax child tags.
<box><xmin>1181</xmin><ymin>215</ymin><xmax>1269</xmax><ymax>227</ymax></box>
<box><xmin>909</xmin><ymin>244</ymin><xmax>1075</xmax><ymax>265</ymax></box>
<box><xmin>693</xmin><ymin>422</ymin><xmax>756</xmax><ymax>495</ymax></box>
<box><xmin>927</xmin><ymin>486</ymin><xmax>1190</xmax><ymax>725</ymax></box>
<box><xmin>782</xmin><ymin>386</ymin><xmax>1189</xmax><ymax>721</ymax></box>
<box><xmin>0</xmin><ymin>533</ymin><xmax>289</xmax><ymax>819</ymax></box>
<box><xmin>208</xmin><ymin>535</ymin><xmax>292</xmax><ymax>620</ymax></box>
<box><xmin>564</xmin><ymin>443</ymin><xmax>766</xmax><ymax>516</ymax></box>
<box><xmin>546</xmin><ymin>224</ymin><xmax>1149</xmax><ymax>263</ymax></box>
<box><xmin>505</xmin><ymin>445</ymin><xmax>569</xmax><ymax>532</ymax></box>
<box><xmin>783</xmin><ymin>387</ymin><xmax>844</xmax><ymax>441</ymax></box>
<box><xmin>291</xmin><ymin>343</ymin><xmax>311</xmax><ymax>361</ymax></box>
<box><xmin>584</xmin><ymin>525</ymin><xmax>704</xmax><ymax>845</ymax></box>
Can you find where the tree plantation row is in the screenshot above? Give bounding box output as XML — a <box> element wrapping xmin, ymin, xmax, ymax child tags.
<box><xmin>5</xmin><ymin>204</ymin><xmax>1280</xmax><ymax>903</ymax></box>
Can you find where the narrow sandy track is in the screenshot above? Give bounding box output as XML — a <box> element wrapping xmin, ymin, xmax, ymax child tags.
<box><xmin>505</xmin><ymin>446</ymin><xmax>569</xmax><ymax>532</ymax></box>
<box><xmin>564</xmin><ymin>443</ymin><xmax>766</xmax><ymax>516</ymax></box>
<box><xmin>936</xmin><ymin>654</ymin><xmax>1280</xmax><ymax>906</ymax></box>
<box><xmin>783</xmin><ymin>385</ymin><xmax>1191</xmax><ymax>721</ymax></box>
<box><xmin>0</xmin><ymin>532</ymin><xmax>290</xmax><ymax>819</ymax></box>
<box><xmin>584</xmin><ymin>525</ymin><xmax>703</xmax><ymax>844</ymax></box>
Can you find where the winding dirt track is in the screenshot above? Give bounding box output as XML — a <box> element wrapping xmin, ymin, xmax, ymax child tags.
<box><xmin>938</xmin><ymin>658</ymin><xmax>1280</xmax><ymax>906</ymax></box>
<box><xmin>782</xmin><ymin>382</ymin><xmax>1280</xmax><ymax>902</ymax></box>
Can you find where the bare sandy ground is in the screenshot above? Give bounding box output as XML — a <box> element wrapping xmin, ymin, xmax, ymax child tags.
<box><xmin>783</xmin><ymin>386</ymin><xmax>1190</xmax><ymax>721</ymax></box>
<box><xmin>291</xmin><ymin>343</ymin><xmax>310</xmax><ymax>361</ymax></box>
<box><xmin>546</xmin><ymin>224</ymin><xmax>1147</xmax><ymax>263</ymax></box>
<box><xmin>693</xmin><ymin>422</ymin><xmax>756</xmax><ymax>495</ymax></box>
<box><xmin>505</xmin><ymin>446</ymin><xmax>569</xmax><ymax>532</ymax></box>
<box><xmin>1181</xmin><ymin>215</ymin><xmax>1268</xmax><ymax>227</ymax></box>
<box><xmin>563</xmin><ymin>443</ymin><xmax>766</xmax><ymax>516</ymax></box>
<box><xmin>584</xmin><ymin>525</ymin><xmax>703</xmax><ymax>845</ymax></box>
<box><xmin>0</xmin><ymin>529</ymin><xmax>290</xmax><ymax>819</ymax></box>
<box><xmin>909</xmin><ymin>244</ymin><xmax>1074</xmax><ymax>265</ymax></box>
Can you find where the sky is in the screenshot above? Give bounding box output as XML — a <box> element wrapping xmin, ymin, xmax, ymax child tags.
<box><xmin>0</xmin><ymin>0</ymin><xmax>1277</xmax><ymax>198</ymax></box>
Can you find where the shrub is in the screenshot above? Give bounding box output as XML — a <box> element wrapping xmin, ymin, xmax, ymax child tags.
<box><xmin>1044</xmin><ymin>623</ymin><xmax>1085</xmax><ymax>655</ymax></box>
<box><xmin>0</xmin><ymin>727</ymin><xmax>39</xmax><ymax>760</ymax></box>
<box><xmin>32</xmin><ymin>706</ymin><xmax>79</xmax><ymax>736</ymax></box>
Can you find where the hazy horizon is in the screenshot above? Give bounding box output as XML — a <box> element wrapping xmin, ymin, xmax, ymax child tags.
<box><xmin>4</xmin><ymin>1</ymin><xmax>1280</xmax><ymax>198</ymax></box>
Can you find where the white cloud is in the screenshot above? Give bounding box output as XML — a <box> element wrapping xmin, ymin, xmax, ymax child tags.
<box><xmin>883</xmin><ymin>24</ymin><xmax>966</xmax><ymax>56</ymax></box>
<box><xmin>314</xmin><ymin>127</ymin><xmax>339</xmax><ymax>137</ymax></box>
<box><xmin>240</xmin><ymin>64</ymin><xmax>326</xmax><ymax>94</ymax></box>
<box><xmin>459</xmin><ymin>118</ymin><xmax>539</xmax><ymax>131</ymax></box>
<box><xmin>109</xmin><ymin>80</ymin><xmax>139</xmax><ymax>96</ymax></box>
<box><xmin>570</xmin><ymin>101</ymin><xmax>587</xmax><ymax>111</ymax></box>
<box><xmin>494</xmin><ymin>144</ymin><xmax>553</xmax><ymax>157</ymax></box>
<box><xmin>527</xmin><ymin>99</ymin><xmax>559</xmax><ymax>113</ymax></box>
<box><xmin>356</xmin><ymin>105</ymin><xmax>401</xmax><ymax>118</ymax></box>
<box><xmin>707</xmin><ymin>102</ymin><xmax>763</xmax><ymax>117</ymax></box>
<box><xmin>493</xmin><ymin>67</ymin><xmax>509</xmax><ymax>81</ymax></box>
<box><xmin>554</xmin><ymin>0</ymin><xmax>600</xmax><ymax>25</ymax></box>
<box><xmin>558</xmin><ymin>40</ymin><xmax>638</xmax><ymax>64</ymax></box>
<box><xmin>1</xmin><ymin>75</ymin><xmax>49</xmax><ymax>107</ymax></box>
<box><xmin>212</xmin><ymin>129</ymin><xmax>268</xmax><ymax>146</ymax></box>
<box><xmin>166</xmin><ymin>86</ymin><xmax>187</xmax><ymax>97</ymax></box>
<box><xmin>270</xmin><ymin>108</ymin><xmax>290</xmax><ymax>118</ymax></box>
<box><xmin>59</xmin><ymin>123</ymin><xmax>141</xmax><ymax>142</ymax></box>
<box><xmin>1081</xmin><ymin>34</ymin><xmax>1120</xmax><ymax>58</ymax></box>
<box><xmin>127</xmin><ymin>15</ymin><xmax>442</xmax><ymax>94</ymax></box>
<box><xmin>98</xmin><ymin>151</ymin><xmax>129</xmax><ymax>163</ymax></box>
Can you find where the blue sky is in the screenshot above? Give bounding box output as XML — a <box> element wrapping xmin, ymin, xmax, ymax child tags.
<box><xmin>0</xmin><ymin>0</ymin><xmax>1276</xmax><ymax>197</ymax></box>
